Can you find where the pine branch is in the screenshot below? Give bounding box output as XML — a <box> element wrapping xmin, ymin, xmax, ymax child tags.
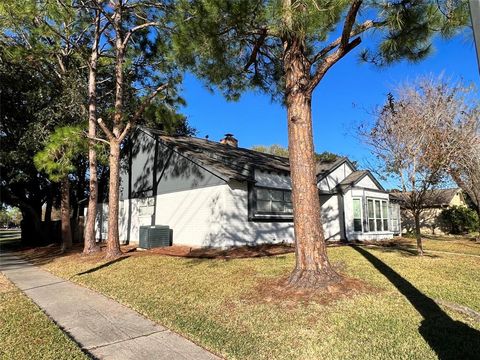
<box><xmin>244</xmin><ymin>29</ymin><xmax>268</xmax><ymax>71</ymax></box>
<box><xmin>311</xmin><ymin>20</ymin><xmax>383</xmax><ymax>64</ymax></box>
<box><xmin>123</xmin><ymin>22</ymin><xmax>161</xmax><ymax>47</ymax></box>
<box><xmin>308</xmin><ymin>37</ymin><xmax>361</xmax><ymax>92</ymax></box>
<box><xmin>97</xmin><ymin>118</ymin><xmax>115</xmax><ymax>141</ymax></box>
<box><xmin>118</xmin><ymin>83</ymin><xmax>169</xmax><ymax>142</ymax></box>
<box><xmin>307</xmin><ymin>1</ymin><xmax>364</xmax><ymax>92</ymax></box>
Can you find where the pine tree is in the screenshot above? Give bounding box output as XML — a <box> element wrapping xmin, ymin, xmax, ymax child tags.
<box><xmin>34</xmin><ymin>126</ymin><xmax>87</xmax><ymax>251</ymax></box>
<box><xmin>173</xmin><ymin>0</ymin><xmax>470</xmax><ymax>288</ymax></box>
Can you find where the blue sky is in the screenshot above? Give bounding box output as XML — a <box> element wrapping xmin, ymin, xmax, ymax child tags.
<box><xmin>179</xmin><ymin>32</ymin><xmax>479</xmax><ymax>186</ymax></box>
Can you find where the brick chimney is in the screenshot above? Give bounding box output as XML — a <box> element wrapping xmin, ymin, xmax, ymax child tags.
<box><xmin>220</xmin><ymin>133</ymin><xmax>238</xmax><ymax>147</ymax></box>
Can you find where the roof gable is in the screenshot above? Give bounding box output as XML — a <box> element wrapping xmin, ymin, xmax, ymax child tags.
<box><xmin>316</xmin><ymin>157</ymin><xmax>356</xmax><ymax>181</ymax></box>
<box><xmin>337</xmin><ymin>170</ymin><xmax>385</xmax><ymax>191</ymax></box>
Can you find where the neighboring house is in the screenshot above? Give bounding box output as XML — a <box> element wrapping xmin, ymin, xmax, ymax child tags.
<box><xmin>390</xmin><ymin>188</ymin><xmax>467</xmax><ymax>235</ymax></box>
<box><xmin>95</xmin><ymin>127</ymin><xmax>401</xmax><ymax>247</ymax></box>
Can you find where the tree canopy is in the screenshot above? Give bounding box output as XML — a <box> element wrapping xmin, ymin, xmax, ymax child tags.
<box><xmin>173</xmin><ymin>0</ymin><xmax>470</xmax><ymax>101</ymax></box>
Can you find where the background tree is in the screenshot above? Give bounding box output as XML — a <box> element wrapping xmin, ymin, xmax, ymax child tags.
<box><xmin>252</xmin><ymin>144</ymin><xmax>342</xmax><ymax>163</ymax></box>
<box><xmin>359</xmin><ymin>78</ymin><xmax>468</xmax><ymax>254</ymax></box>
<box><xmin>34</xmin><ymin>126</ymin><xmax>88</xmax><ymax>251</ymax></box>
<box><xmin>0</xmin><ymin>51</ymin><xmax>72</xmax><ymax>244</ymax></box>
<box><xmin>0</xmin><ymin>206</ymin><xmax>22</xmax><ymax>228</ymax></box>
<box><xmin>416</xmin><ymin>77</ymin><xmax>480</xmax><ymax>234</ymax></box>
<box><xmin>173</xmin><ymin>0</ymin><xmax>470</xmax><ymax>286</ymax></box>
<box><xmin>438</xmin><ymin>205</ymin><xmax>480</xmax><ymax>235</ymax></box>
<box><xmin>1</xmin><ymin>0</ymin><xmax>91</xmax><ymax>244</ymax></box>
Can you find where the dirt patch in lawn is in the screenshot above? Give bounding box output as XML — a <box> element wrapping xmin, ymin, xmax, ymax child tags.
<box><xmin>147</xmin><ymin>243</ymin><xmax>295</xmax><ymax>259</ymax></box>
<box><xmin>247</xmin><ymin>271</ymin><xmax>379</xmax><ymax>309</ymax></box>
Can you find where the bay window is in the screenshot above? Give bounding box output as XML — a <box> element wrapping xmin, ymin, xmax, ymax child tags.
<box><xmin>366</xmin><ymin>198</ymin><xmax>389</xmax><ymax>232</ymax></box>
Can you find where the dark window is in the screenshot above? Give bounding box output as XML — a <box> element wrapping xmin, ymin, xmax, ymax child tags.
<box><xmin>255</xmin><ymin>187</ymin><xmax>292</xmax><ymax>214</ymax></box>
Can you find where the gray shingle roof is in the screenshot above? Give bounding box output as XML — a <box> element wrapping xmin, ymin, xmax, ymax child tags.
<box><xmin>338</xmin><ymin>170</ymin><xmax>369</xmax><ymax>187</ymax></box>
<box><xmin>389</xmin><ymin>188</ymin><xmax>460</xmax><ymax>207</ymax></box>
<box><xmin>142</xmin><ymin>127</ymin><xmax>342</xmax><ymax>182</ymax></box>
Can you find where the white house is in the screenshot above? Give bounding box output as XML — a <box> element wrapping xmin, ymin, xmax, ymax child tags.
<box><xmin>95</xmin><ymin>127</ymin><xmax>401</xmax><ymax>247</ymax></box>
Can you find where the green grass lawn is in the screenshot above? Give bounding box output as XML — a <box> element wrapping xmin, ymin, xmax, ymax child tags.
<box><xmin>0</xmin><ymin>230</ymin><xmax>21</xmax><ymax>248</ymax></box>
<box><xmin>400</xmin><ymin>235</ymin><xmax>480</xmax><ymax>256</ymax></box>
<box><xmin>26</xmin><ymin>241</ymin><xmax>480</xmax><ymax>360</ymax></box>
<box><xmin>0</xmin><ymin>274</ymin><xmax>88</xmax><ymax>360</ymax></box>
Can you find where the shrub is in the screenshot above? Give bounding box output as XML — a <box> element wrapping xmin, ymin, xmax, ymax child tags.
<box><xmin>439</xmin><ymin>206</ymin><xmax>480</xmax><ymax>234</ymax></box>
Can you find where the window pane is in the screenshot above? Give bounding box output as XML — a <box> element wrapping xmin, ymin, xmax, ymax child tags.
<box><xmin>256</xmin><ymin>188</ymin><xmax>270</xmax><ymax>200</ymax></box>
<box><xmin>383</xmin><ymin>219</ymin><xmax>388</xmax><ymax>231</ymax></box>
<box><xmin>369</xmin><ymin>219</ymin><xmax>375</xmax><ymax>232</ymax></box>
<box><xmin>375</xmin><ymin>200</ymin><xmax>381</xmax><ymax>219</ymax></box>
<box><xmin>353</xmin><ymin>199</ymin><xmax>361</xmax><ymax>219</ymax></box>
<box><xmin>382</xmin><ymin>201</ymin><xmax>388</xmax><ymax>218</ymax></box>
<box><xmin>354</xmin><ymin>219</ymin><xmax>362</xmax><ymax>232</ymax></box>
<box><xmin>256</xmin><ymin>200</ymin><xmax>270</xmax><ymax>212</ymax></box>
<box><xmin>376</xmin><ymin>219</ymin><xmax>382</xmax><ymax>231</ymax></box>
<box><xmin>271</xmin><ymin>189</ymin><xmax>283</xmax><ymax>201</ymax></box>
<box><xmin>368</xmin><ymin>200</ymin><xmax>374</xmax><ymax>218</ymax></box>
<box><xmin>389</xmin><ymin>204</ymin><xmax>397</xmax><ymax>220</ymax></box>
<box><xmin>284</xmin><ymin>191</ymin><xmax>292</xmax><ymax>202</ymax></box>
<box><xmin>271</xmin><ymin>201</ymin><xmax>284</xmax><ymax>212</ymax></box>
<box><xmin>284</xmin><ymin>202</ymin><xmax>293</xmax><ymax>213</ymax></box>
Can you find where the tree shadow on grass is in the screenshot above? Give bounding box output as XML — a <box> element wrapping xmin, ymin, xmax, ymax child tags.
<box><xmin>75</xmin><ymin>256</ymin><xmax>130</xmax><ymax>276</ymax></box>
<box><xmin>351</xmin><ymin>245</ymin><xmax>480</xmax><ymax>360</ymax></box>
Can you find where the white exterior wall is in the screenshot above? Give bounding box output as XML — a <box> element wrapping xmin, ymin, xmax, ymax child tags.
<box><xmin>92</xmin><ymin>167</ymin><xmax>394</xmax><ymax>247</ymax></box>
<box><xmin>356</xmin><ymin>175</ymin><xmax>378</xmax><ymax>189</ymax></box>
<box><xmin>320</xmin><ymin>195</ymin><xmax>342</xmax><ymax>240</ymax></box>
<box><xmin>218</xmin><ymin>181</ymin><xmax>294</xmax><ymax>247</ymax></box>
<box><xmin>344</xmin><ymin>188</ymin><xmax>394</xmax><ymax>240</ymax></box>
<box><xmin>318</xmin><ymin>163</ymin><xmax>353</xmax><ymax>191</ymax></box>
<box><xmin>97</xmin><ymin>181</ymin><xmax>295</xmax><ymax>247</ymax></box>
<box><xmin>254</xmin><ymin>169</ymin><xmax>291</xmax><ymax>188</ymax></box>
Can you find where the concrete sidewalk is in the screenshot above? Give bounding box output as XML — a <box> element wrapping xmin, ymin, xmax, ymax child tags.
<box><xmin>0</xmin><ymin>252</ymin><xmax>219</xmax><ymax>360</ymax></box>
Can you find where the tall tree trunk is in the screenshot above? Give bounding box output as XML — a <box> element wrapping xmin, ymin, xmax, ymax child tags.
<box><xmin>102</xmin><ymin>7</ymin><xmax>126</xmax><ymax>260</ymax></box>
<box><xmin>44</xmin><ymin>187</ymin><xmax>53</xmax><ymax>224</ymax></box>
<box><xmin>284</xmin><ymin>36</ymin><xmax>341</xmax><ymax>288</ymax></box>
<box><xmin>20</xmin><ymin>205</ymin><xmax>45</xmax><ymax>246</ymax></box>
<box><xmin>105</xmin><ymin>139</ymin><xmax>122</xmax><ymax>259</ymax></box>
<box><xmin>83</xmin><ymin>17</ymin><xmax>101</xmax><ymax>254</ymax></box>
<box><xmin>60</xmin><ymin>178</ymin><xmax>72</xmax><ymax>252</ymax></box>
<box><xmin>414</xmin><ymin>212</ymin><xmax>424</xmax><ymax>256</ymax></box>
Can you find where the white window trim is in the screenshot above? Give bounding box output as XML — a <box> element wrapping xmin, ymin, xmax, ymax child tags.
<box><xmin>366</xmin><ymin>198</ymin><xmax>390</xmax><ymax>233</ymax></box>
<box><xmin>352</xmin><ymin>197</ymin><xmax>363</xmax><ymax>233</ymax></box>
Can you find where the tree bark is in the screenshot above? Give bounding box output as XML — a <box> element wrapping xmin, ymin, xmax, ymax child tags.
<box><xmin>44</xmin><ymin>187</ymin><xmax>53</xmax><ymax>225</ymax></box>
<box><xmin>83</xmin><ymin>16</ymin><xmax>101</xmax><ymax>254</ymax></box>
<box><xmin>284</xmin><ymin>36</ymin><xmax>341</xmax><ymax>288</ymax></box>
<box><xmin>414</xmin><ymin>212</ymin><xmax>424</xmax><ymax>256</ymax></box>
<box><xmin>60</xmin><ymin>178</ymin><xmax>72</xmax><ymax>252</ymax></box>
<box><xmin>20</xmin><ymin>205</ymin><xmax>45</xmax><ymax>246</ymax></box>
<box><xmin>102</xmin><ymin>4</ymin><xmax>126</xmax><ymax>260</ymax></box>
<box><xmin>105</xmin><ymin>139</ymin><xmax>122</xmax><ymax>259</ymax></box>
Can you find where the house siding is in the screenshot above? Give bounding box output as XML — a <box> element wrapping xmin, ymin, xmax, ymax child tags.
<box><xmin>96</xmin><ymin>181</ymin><xmax>295</xmax><ymax>247</ymax></box>
<box><xmin>318</xmin><ymin>162</ymin><xmax>353</xmax><ymax>191</ymax></box>
<box><xmin>120</xmin><ymin>129</ymin><xmax>224</xmax><ymax>201</ymax></box>
<box><xmin>254</xmin><ymin>169</ymin><xmax>291</xmax><ymax>189</ymax></box>
<box><xmin>320</xmin><ymin>194</ymin><xmax>343</xmax><ymax>240</ymax></box>
<box><xmin>356</xmin><ymin>175</ymin><xmax>379</xmax><ymax>189</ymax></box>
